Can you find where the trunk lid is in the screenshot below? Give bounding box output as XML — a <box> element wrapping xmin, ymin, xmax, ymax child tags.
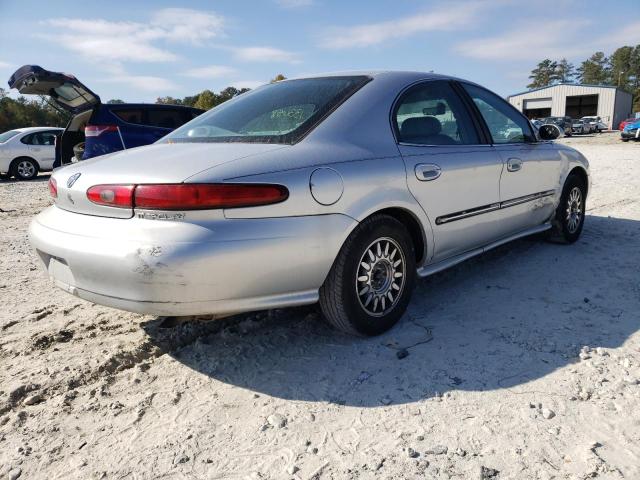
<box><xmin>8</xmin><ymin>65</ymin><xmax>100</xmax><ymax>115</ymax></box>
<box><xmin>51</xmin><ymin>142</ymin><xmax>287</xmax><ymax>218</ymax></box>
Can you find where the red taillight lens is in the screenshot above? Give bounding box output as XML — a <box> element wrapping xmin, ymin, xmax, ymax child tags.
<box><xmin>134</xmin><ymin>184</ymin><xmax>289</xmax><ymax>210</ymax></box>
<box><xmin>85</xmin><ymin>125</ymin><xmax>118</xmax><ymax>137</ymax></box>
<box><xmin>87</xmin><ymin>185</ymin><xmax>135</xmax><ymax>208</ymax></box>
<box><xmin>48</xmin><ymin>177</ymin><xmax>58</xmax><ymax>199</ymax></box>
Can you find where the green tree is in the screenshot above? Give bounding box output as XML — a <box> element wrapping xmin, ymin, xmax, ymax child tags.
<box><xmin>527</xmin><ymin>59</ymin><xmax>558</xmax><ymax>89</ymax></box>
<box><xmin>609</xmin><ymin>46</ymin><xmax>634</xmax><ymax>89</ymax></box>
<box><xmin>555</xmin><ymin>58</ymin><xmax>575</xmax><ymax>83</ymax></box>
<box><xmin>576</xmin><ymin>52</ymin><xmax>611</xmax><ymax>85</ymax></box>
<box><xmin>156</xmin><ymin>96</ymin><xmax>183</xmax><ymax>105</ymax></box>
<box><xmin>270</xmin><ymin>74</ymin><xmax>287</xmax><ymax>83</ymax></box>
<box><xmin>106</xmin><ymin>99</ymin><xmax>125</xmax><ymax>104</ymax></box>
<box><xmin>194</xmin><ymin>90</ymin><xmax>216</xmax><ymax>110</ymax></box>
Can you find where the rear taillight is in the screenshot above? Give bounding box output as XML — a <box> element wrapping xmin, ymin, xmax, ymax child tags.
<box><xmin>48</xmin><ymin>177</ymin><xmax>57</xmax><ymax>199</ymax></box>
<box><xmin>134</xmin><ymin>184</ymin><xmax>289</xmax><ymax>210</ymax></box>
<box><xmin>87</xmin><ymin>185</ymin><xmax>135</xmax><ymax>208</ymax></box>
<box><xmin>85</xmin><ymin>125</ymin><xmax>118</xmax><ymax>137</ymax></box>
<box><xmin>85</xmin><ymin>183</ymin><xmax>288</xmax><ymax>210</ymax></box>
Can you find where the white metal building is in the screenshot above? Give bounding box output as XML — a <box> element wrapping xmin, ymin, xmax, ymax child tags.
<box><xmin>508</xmin><ymin>84</ymin><xmax>633</xmax><ymax>130</ymax></box>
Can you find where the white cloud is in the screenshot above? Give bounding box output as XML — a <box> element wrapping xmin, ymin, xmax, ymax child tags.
<box><xmin>231</xmin><ymin>79</ymin><xmax>266</xmax><ymax>89</ymax></box>
<box><xmin>101</xmin><ymin>75</ymin><xmax>179</xmax><ymax>92</ymax></box>
<box><xmin>150</xmin><ymin>8</ymin><xmax>225</xmax><ymax>44</ymax></box>
<box><xmin>183</xmin><ymin>65</ymin><xmax>237</xmax><ymax>79</ymax></box>
<box><xmin>0</xmin><ymin>61</ymin><xmax>10</xmax><ymax>68</ymax></box>
<box><xmin>455</xmin><ymin>19</ymin><xmax>594</xmax><ymax>61</ymax></box>
<box><xmin>275</xmin><ymin>0</ymin><xmax>313</xmax><ymax>7</ymax></box>
<box><xmin>42</xmin><ymin>8</ymin><xmax>225</xmax><ymax>63</ymax></box>
<box><xmin>233</xmin><ymin>46</ymin><xmax>300</xmax><ymax>63</ymax></box>
<box><xmin>319</xmin><ymin>5</ymin><xmax>481</xmax><ymax>49</ymax></box>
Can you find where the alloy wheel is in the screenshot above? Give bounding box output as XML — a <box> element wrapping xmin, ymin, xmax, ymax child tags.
<box><xmin>565</xmin><ymin>186</ymin><xmax>583</xmax><ymax>234</ymax></box>
<box><xmin>356</xmin><ymin>237</ymin><xmax>406</xmax><ymax>317</ymax></box>
<box><xmin>17</xmin><ymin>160</ymin><xmax>36</xmax><ymax>179</ymax></box>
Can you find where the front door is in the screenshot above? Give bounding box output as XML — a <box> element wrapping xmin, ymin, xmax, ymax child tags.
<box><xmin>394</xmin><ymin>80</ymin><xmax>503</xmax><ymax>262</ymax></box>
<box><xmin>460</xmin><ymin>83</ymin><xmax>560</xmax><ymax>233</ymax></box>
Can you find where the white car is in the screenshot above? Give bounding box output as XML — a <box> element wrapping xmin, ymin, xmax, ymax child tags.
<box><xmin>0</xmin><ymin>127</ymin><xmax>63</xmax><ymax>180</ymax></box>
<box><xmin>581</xmin><ymin>116</ymin><xmax>607</xmax><ymax>133</ymax></box>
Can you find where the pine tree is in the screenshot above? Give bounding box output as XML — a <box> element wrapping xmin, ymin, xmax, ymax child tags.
<box><xmin>527</xmin><ymin>59</ymin><xmax>559</xmax><ymax>89</ymax></box>
<box><xmin>555</xmin><ymin>59</ymin><xmax>575</xmax><ymax>83</ymax></box>
<box><xmin>576</xmin><ymin>52</ymin><xmax>611</xmax><ymax>85</ymax></box>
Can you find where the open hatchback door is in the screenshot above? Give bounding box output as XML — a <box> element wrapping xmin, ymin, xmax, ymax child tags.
<box><xmin>8</xmin><ymin>65</ymin><xmax>100</xmax><ymax>115</ymax></box>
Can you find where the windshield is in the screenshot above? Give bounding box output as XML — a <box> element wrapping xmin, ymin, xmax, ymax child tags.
<box><xmin>162</xmin><ymin>76</ymin><xmax>371</xmax><ymax>144</ymax></box>
<box><xmin>0</xmin><ymin>130</ymin><xmax>20</xmax><ymax>143</ymax></box>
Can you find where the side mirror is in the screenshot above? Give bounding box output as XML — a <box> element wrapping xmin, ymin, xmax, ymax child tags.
<box><xmin>538</xmin><ymin>124</ymin><xmax>561</xmax><ymax>140</ymax></box>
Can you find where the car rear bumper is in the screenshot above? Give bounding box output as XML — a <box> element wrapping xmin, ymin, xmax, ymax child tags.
<box><xmin>29</xmin><ymin>206</ymin><xmax>356</xmax><ymax>316</ymax></box>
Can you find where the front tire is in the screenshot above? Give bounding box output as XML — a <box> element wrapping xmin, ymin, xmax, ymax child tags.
<box><xmin>11</xmin><ymin>158</ymin><xmax>39</xmax><ymax>180</ymax></box>
<box><xmin>319</xmin><ymin>214</ymin><xmax>416</xmax><ymax>336</ymax></box>
<box><xmin>548</xmin><ymin>174</ymin><xmax>586</xmax><ymax>243</ymax></box>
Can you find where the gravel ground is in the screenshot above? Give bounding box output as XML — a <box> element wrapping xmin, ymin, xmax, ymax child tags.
<box><xmin>0</xmin><ymin>132</ymin><xmax>639</xmax><ymax>480</ymax></box>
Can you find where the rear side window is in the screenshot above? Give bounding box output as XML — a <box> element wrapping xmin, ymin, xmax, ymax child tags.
<box><xmin>462</xmin><ymin>83</ymin><xmax>535</xmax><ymax>144</ymax></box>
<box><xmin>394</xmin><ymin>80</ymin><xmax>479</xmax><ymax>145</ymax></box>
<box><xmin>146</xmin><ymin>109</ymin><xmax>190</xmax><ymax>129</ymax></box>
<box><xmin>21</xmin><ymin>131</ymin><xmax>57</xmax><ymax>145</ymax></box>
<box><xmin>111</xmin><ymin>109</ymin><xmax>145</xmax><ymax>125</ymax></box>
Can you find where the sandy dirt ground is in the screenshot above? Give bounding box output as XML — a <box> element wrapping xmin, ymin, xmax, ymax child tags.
<box><xmin>0</xmin><ymin>133</ymin><xmax>639</xmax><ymax>480</ymax></box>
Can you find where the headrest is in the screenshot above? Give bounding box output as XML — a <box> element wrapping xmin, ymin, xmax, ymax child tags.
<box><xmin>401</xmin><ymin>116</ymin><xmax>442</xmax><ymax>138</ymax></box>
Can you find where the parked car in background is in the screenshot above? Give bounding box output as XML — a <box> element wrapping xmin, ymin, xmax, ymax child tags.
<box><xmin>618</xmin><ymin>117</ymin><xmax>638</xmax><ymax>131</ymax></box>
<box><xmin>621</xmin><ymin>119</ymin><xmax>640</xmax><ymax>141</ymax></box>
<box><xmin>30</xmin><ymin>71</ymin><xmax>589</xmax><ymax>337</ymax></box>
<box><xmin>571</xmin><ymin>119</ymin><xmax>590</xmax><ymax>135</ymax></box>
<box><xmin>542</xmin><ymin>116</ymin><xmax>573</xmax><ymax>136</ymax></box>
<box><xmin>0</xmin><ymin>127</ymin><xmax>63</xmax><ymax>180</ymax></box>
<box><xmin>581</xmin><ymin>116</ymin><xmax>606</xmax><ymax>133</ymax></box>
<box><xmin>8</xmin><ymin>66</ymin><xmax>204</xmax><ymax>167</ymax></box>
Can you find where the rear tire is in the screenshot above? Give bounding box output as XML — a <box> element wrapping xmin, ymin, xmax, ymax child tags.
<box><xmin>11</xmin><ymin>157</ymin><xmax>39</xmax><ymax>180</ymax></box>
<box><xmin>548</xmin><ymin>174</ymin><xmax>586</xmax><ymax>244</ymax></box>
<box><xmin>319</xmin><ymin>214</ymin><xmax>416</xmax><ymax>336</ymax></box>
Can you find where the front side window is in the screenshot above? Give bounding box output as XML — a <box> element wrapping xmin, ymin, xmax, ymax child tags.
<box><xmin>0</xmin><ymin>130</ymin><xmax>20</xmax><ymax>143</ymax></box>
<box><xmin>394</xmin><ymin>81</ymin><xmax>479</xmax><ymax>145</ymax></box>
<box><xmin>162</xmin><ymin>76</ymin><xmax>371</xmax><ymax>144</ymax></box>
<box><xmin>463</xmin><ymin>83</ymin><xmax>535</xmax><ymax>144</ymax></box>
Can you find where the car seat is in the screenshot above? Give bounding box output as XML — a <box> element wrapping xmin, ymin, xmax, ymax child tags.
<box><xmin>400</xmin><ymin>116</ymin><xmax>456</xmax><ymax>145</ymax></box>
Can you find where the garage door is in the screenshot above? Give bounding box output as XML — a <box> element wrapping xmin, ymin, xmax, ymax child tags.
<box><xmin>524</xmin><ymin>98</ymin><xmax>552</xmax><ymax>109</ymax></box>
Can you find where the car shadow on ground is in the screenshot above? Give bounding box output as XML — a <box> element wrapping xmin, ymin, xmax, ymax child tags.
<box><xmin>0</xmin><ymin>173</ymin><xmax>51</xmax><ymax>184</ymax></box>
<box><xmin>142</xmin><ymin>214</ymin><xmax>639</xmax><ymax>407</ymax></box>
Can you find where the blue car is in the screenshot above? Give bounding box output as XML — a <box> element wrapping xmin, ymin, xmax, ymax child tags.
<box><xmin>8</xmin><ymin>65</ymin><xmax>204</xmax><ymax>166</ymax></box>
<box><xmin>621</xmin><ymin>119</ymin><xmax>640</xmax><ymax>142</ymax></box>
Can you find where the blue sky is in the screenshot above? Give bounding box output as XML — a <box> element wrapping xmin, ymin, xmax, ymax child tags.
<box><xmin>0</xmin><ymin>0</ymin><xmax>638</xmax><ymax>102</ymax></box>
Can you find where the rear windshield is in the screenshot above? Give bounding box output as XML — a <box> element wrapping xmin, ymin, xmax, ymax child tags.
<box><xmin>162</xmin><ymin>76</ymin><xmax>371</xmax><ymax>144</ymax></box>
<box><xmin>0</xmin><ymin>130</ymin><xmax>20</xmax><ymax>143</ymax></box>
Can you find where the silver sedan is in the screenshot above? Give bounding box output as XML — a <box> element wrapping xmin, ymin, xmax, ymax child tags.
<box><xmin>30</xmin><ymin>71</ymin><xmax>589</xmax><ymax>336</ymax></box>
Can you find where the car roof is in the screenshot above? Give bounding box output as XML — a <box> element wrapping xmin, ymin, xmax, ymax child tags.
<box><xmin>285</xmin><ymin>70</ymin><xmax>475</xmax><ymax>84</ymax></box>
<box><xmin>13</xmin><ymin>126</ymin><xmax>63</xmax><ymax>133</ymax></box>
<box><xmin>104</xmin><ymin>103</ymin><xmax>200</xmax><ymax>110</ymax></box>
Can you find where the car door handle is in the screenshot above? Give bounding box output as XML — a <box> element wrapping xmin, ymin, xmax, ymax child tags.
<box><xmin>507</xmin><ymin>158</ymin><xmax>522</xmax><ymax>172</ymax></box>
<box><xmin>415</xmin><ymin>163</ymin><xmax>441</xmax><ymax>181</ymax></box>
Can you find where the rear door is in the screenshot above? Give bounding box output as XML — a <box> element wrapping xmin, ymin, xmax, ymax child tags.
<box><xmin>108</xmin><ymin>107</ymin><xmax>150</xmax><ymax>149</ymax></box>
<box><xmin>21</xmin><ymin>131</ymin><xmax>58</xmax><ymax>169</ymax></box>
<box><xmin>8</xmin><ymin>65</ymin><xmax>100</xmax><ymax>114</ymax></box>
<box><xmin>459</xmin><ymin>82</ymin><xmax>560</xmax><ymax>233</ymax></box>
<box><xmin>395</xmin><ymin>80</ymin><xmax>504</xmax><ymax>262</ymax></box>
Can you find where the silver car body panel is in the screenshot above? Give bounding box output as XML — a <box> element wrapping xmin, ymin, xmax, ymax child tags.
<box><xmin>29</xmin><ymin>71</ymin><xmax>590</xmax><ymax>317</ymax></box>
